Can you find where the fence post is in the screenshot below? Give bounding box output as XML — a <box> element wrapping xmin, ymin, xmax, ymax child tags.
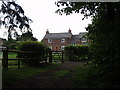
<box><xmin>61</xmin><ymin>51</ymin><xmax>64</xmax><ymax>63</ymax></box>
<box><xmin>49</xmin><ymin>51</ymin><xmax>52</xmax><ymax>63</ymax></box>
<box><xmin>45</xmin><ymin>56</ymin><xmax>47</xmax><ymax>64</ymax></box>
<box><xmin>2</xmin><ymin>47</ymin><xmax>8</xmax><ymax>69</ymax></box>
<box><xmin>45</xmin><ymin>51</ymin><xmax>48</xmax><ymax>64</ymax></box>
<box><xmin>69</xmin><ymin>50</ymin><xmax>72</xmax><ymax>61</ymax></box>
<box><xmin>18</xmin><ymin>51</ymin><xmax>20</xmax><ymax>68</ymax></box>
<box><xmin>72</xmin><ymin>50</ymin><xmax>74</xmax><ymax>61</ymax></box>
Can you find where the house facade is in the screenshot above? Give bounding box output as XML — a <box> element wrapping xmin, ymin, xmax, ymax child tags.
<box><xmin>42</xmin><ymin>29</ymin><xmax>88</xmax><ymax>51</ymax></box>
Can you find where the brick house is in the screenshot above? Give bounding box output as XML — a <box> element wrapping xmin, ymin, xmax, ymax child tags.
<box><xmin>42</xmin><ymin>29</ymin><xmax>88</xmax><ymax>51</ymax></box>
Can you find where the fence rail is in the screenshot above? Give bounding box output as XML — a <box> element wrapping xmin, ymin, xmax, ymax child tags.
<box><xmin>0</xmin><ymin>47</ymin><xmax>64</xmax><ymax>69</ymax></box>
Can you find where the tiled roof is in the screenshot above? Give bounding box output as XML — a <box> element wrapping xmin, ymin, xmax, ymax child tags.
<box><xmin>70</xmin><ymin>35</ymin><xmax>79</xmax><ymax>44</ymax></box>
<box><xmin>43</xmin><ymin>33</ymin><xmax>72</xmax><ymax>39</ymax></box>
<box><xmin>70</xmin><ymin>32</ymin><xmax>87</xmax><ymax>44</ymax></box>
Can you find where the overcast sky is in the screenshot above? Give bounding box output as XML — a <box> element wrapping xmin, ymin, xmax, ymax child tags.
<box><xmin>0</xmin><ymin>0</ymin><xmax>92</xmax><ymax>41</ymax></box>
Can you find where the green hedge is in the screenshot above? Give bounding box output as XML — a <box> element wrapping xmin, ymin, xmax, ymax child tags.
<box><xmin>18</xmin><ymin>41</ymin><xmax>49</xmax><ymax>66</ymax></box>
<box><xmin>64</xmin><ymin>45</ymin><xmax>91</xmax><ymax>61</ymax></box>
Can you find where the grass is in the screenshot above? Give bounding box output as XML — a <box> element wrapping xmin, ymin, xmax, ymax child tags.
<box><xmin>52</xmin><ymin>70</ymin><xmax>70</xmax><ymax>79</ymax></box>
<box><xmin>2</xmin><ymin>53</ymin><xmax>94</xmax><ymax>88</ymax></box>
<box><xmin>2</xmin><ymin>61</ymin><xmax>98</xmax><ymax>88</ymax></box>
<box><xmin>0</xmin><ymin>52</ymin><xmax>18</xmax><ymax>64</ymax></box>
<box><xmin>70</xmin><ymin>66</ymin><xmax>90</xmax><ymax>88</ymax></box>
<box><xmin>50</xmin><ymin>63</ymin><xmax>93</xmax><ymax>88</ymax></box>
<box><xmin>8</xmin><ymin>52</ymin><xmax>17</xmax><ymax>59</ymax></box>
<box><xmin>2</xmin><ymin>63</ymin><xmax>60</xmax><ymax>88</ymax></box>
<box><xmin>69</xmin><ymin>65</ymin><xmax>99</xmax><ymax>88</ymax></box>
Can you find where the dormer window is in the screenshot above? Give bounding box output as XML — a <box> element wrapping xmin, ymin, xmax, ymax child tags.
<box><xmin>61</xmin><ymin>38</ymin><xmax>65</xmax><ymax>43</ymax></box>
<box><xmin>48</xmin><ymin>39</ymin><xmax>52</xmax><ymax>43</ymax></box>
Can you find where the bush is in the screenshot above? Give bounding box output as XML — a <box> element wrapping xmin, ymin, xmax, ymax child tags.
<box><xmin>18</xmin><ymin>41</ymin><xmax>48</xmax><ymax>66</ymax></box>
<box><xmin>64</xmin><ymin>45</ymin><xmax>90</xmax><ymax>61</ymax></box>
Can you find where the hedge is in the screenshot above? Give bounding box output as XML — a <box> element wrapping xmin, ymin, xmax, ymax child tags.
<box><xmin>18</xmin><ymin>41</ymin><xmax>49</xmax><ymax>66</ymax></box>
<box><xmin>64</xmin><ymin>45</ymin><xmax>91</xmax><ymax>61</ymax></box>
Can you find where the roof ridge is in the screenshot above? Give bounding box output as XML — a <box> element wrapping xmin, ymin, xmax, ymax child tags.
<box><xmin>72</xmin><ymin>34</ymin><xmax>79</xmax><ymax>36</ymax></box>
<box><xmin>48</xmin><ymin>32</ymin><xmax>70</xmax><ymax>34</ymax></box>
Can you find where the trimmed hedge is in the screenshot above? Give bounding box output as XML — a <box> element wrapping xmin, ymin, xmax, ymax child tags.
<box><xmin>18</xmin><ymin>41</ymin><xmax>49</xmax><ymax>66</ymax></box>
<box><xmin>64</xmin><ymin>45</ymin><xmax>91</xmax><ymax>61</ymax></box>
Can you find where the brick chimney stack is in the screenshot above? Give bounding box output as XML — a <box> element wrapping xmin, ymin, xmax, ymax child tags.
<box><xmin>46</xmin><ymin>29</ymin><xmax>49</xmax><ymax>34</ymax></box>
<box><xmin>68</xmin><ymin>28</ymin><xmax>71</xmax><ymax>33</ymax></box>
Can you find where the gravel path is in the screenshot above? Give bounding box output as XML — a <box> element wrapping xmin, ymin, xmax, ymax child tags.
<box><xmin>12</xmin><ymin>61</ymin><xmax>85</xmax><ymax>88</ymax></box>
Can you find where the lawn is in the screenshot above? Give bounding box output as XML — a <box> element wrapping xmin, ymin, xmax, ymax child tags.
<box><xmin>8</xmin><ymin>52</ymin><xmax>17</xmax><ymax>59</ymax></box>
<box><xmin>7</xmin><ymin>52</ymin><xmax>18</xmax><ymax>65</ymax></box>
<box><xmin>0</xmin><ymin>52</ymin><xmax>18</xmax><ymax>64</ymax></box>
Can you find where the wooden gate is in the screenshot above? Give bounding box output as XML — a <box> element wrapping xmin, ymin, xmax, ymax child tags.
<box><xmin>51</xmin><ymin>51</ymin><xmax>64</xmax><ymax>63</ymax></box>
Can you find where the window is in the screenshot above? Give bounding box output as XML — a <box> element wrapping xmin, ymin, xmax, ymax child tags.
<box><xmin>61</xmin><ymin>38</ymin><xmax>65</xmax><ymax>43</ymax></box>
<box><xmin>48</xmin><ymin>39</ymin><xmax>52</xmax><ymax>43</ymax></box>
<box><xmin>49</xmin><ymin>46</ymin><xmax>52</xmax><ymax>50</ymax></box>
<box><xmin>81</xmin><ymin>38</ymin><xmax>87</xmax><ymax>42</ymax></box>
<box><xmin>61</xmin><ymin>46</ymin><xmax>65</xmax><ymax>50</ymax></box>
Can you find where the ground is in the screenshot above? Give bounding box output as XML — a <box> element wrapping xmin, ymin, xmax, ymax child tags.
<box><xmin>10</xmin><ymin>61</ymin><xmax>86</xmax><ymax>88</ymax></box>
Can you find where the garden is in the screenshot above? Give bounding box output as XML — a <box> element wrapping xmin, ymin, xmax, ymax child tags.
<box><xmin>2</xmin><ymin>41</ymin><xmax>92</xmax><ymax>88</ymax></box>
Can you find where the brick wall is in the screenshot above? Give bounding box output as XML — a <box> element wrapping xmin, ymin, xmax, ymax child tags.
<box><xmin>43</xmin><ymin>38</ymin><xmax>70</xmax><ymax>51</ymax></box>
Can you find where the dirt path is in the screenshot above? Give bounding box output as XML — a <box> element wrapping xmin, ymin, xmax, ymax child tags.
<box><xmin>12</xmin><ymin>61</ymin><xmax>86</xmax><ymax>88</ymax></box>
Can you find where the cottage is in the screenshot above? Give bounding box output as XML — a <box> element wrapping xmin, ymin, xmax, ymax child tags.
<box><xmin>42</xmin><ymin>29</ymin><xmax>88</xmax><ymax>51</ymax></box>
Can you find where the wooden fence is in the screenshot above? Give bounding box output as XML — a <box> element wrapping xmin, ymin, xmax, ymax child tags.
<box><xmin>0</xmin><ymin>47</ymin><xmax>64</xmax><ymax>69</ymax></box>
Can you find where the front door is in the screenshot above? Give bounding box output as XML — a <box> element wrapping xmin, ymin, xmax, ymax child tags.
<box><xmin>56</xmin><ymin>47</ymin><xmax>58</xmax><ymax>51</ymax></box>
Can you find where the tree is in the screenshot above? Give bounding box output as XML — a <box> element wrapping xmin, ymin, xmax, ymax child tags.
<box><xmin>56</xmin><ymin>2</ymin><xmax>120</xmax><ymax>87</ymax></box>
<box><xmin>3</xmin><ymin>31</ymin><xmax>38</xmax><ymax>50</ymax></box>
<box><xmin>0</xmin><ymin>0</ymin><xmax>32</xmax><ymax>40</ymax></box>
<box><xmin>16</xmin><ymin>31</ymin><xmax>38</xmax><ymax>41</ymax></box>
<box><xmin>55</xmin><ymin>2</ymin><xmax>120</xmax><ymax>22</ymax></box>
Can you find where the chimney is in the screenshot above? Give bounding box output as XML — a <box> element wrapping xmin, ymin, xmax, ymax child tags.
<box><xmin>68</xmin><ymin>28</ymin><xmax>71</xmax><ymax>33</ymax></box>
<box><xmin>46</xmin><ymin>29</ymin><xmax>49</xmax><ymax>34</ymax></box>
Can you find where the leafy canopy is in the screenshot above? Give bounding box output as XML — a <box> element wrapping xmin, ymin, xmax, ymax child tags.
<box><xmin>55</xmin><ymin>2</ymin><xmax>120</xmax><ymax>87</ymax></box>
<box><xmin>0</xmin><ymin>0</ymin><xmax>32</xmax><ymax>39</ymax></box>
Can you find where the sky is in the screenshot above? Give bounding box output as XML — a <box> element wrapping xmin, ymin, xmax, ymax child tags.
<box><xmin>0</xmin><ymin>0</ymin><xmax>92</xmax><ymax>41</ymax></box>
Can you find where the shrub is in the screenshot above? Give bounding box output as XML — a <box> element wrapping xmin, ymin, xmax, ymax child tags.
<box><xmin>64</xmin><ymin>45</ymin><xmax>90</xmax><ymax>61</ymax></box>
<box><xmin>18</xmin><ymin>41</ymin><xmax>48</xmax><ymax>66</ymax></box>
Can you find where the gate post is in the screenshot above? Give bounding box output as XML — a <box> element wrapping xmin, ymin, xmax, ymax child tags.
<box><xmin>49</xmin><ymin>51</ymin><xmax>52</xmax><ymax>63</ymax></box>
<box><xmin>62</xmin><ymin>51</ymin><xmax>64</xmax><ymax>63</ymax></box>
<box><xmin>45</xmin><ymin>51</ymin><xmax>48</xmax><ymax>63</ymax></box>
<box><xmin>2</xmin><ymin>47</ymin><xmax>8</xmax><ymax>69</ymax></box>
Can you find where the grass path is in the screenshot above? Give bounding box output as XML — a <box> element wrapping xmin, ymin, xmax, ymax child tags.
<box><xmin>6</xmin><ymin>61</ymin><xmax>89</xmax><ymax>88</ymax></box>
<box><xmin>3</xmin><ymin>62</ymin><xmax>90</xmax><ymax>88</ymax></box>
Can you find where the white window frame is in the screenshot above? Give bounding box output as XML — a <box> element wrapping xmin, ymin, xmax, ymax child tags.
<box><xmin>81</xmin><ymin>38</ymin><xmax>87</xmax><ymax>42</ymax></box>
<box><xmin>61</xmin><ymin>38</ymin><xmax>65</xmax><ymax>43</ymax></box>
<box><xmin>61</xmin><ymin>46</ymin><xmax>65</xmax><ymax>50</ymax></box>
<box><xmin>48</xmin><ymin>39</ymin><xmax>52</xmax><ymax>43</ymax></box>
